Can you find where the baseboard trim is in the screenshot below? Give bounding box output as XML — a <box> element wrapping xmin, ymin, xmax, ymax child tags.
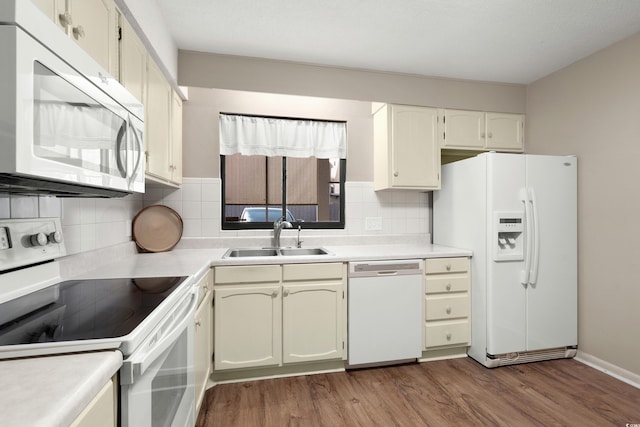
<box><xmin>575</xmin><ymin>351</ymin><xmax>640</xmax><ymax>389</ymax></box>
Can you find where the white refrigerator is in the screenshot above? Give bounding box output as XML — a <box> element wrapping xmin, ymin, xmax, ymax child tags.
<box><xmin>433</xmin><ymin>152</ymin><xmax>577</xmax><ymax>367</ymax></box>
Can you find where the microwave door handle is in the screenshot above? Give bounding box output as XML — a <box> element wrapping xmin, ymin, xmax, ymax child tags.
<box><xmin>127</xmin><ymin>115</ymin><xmax>143</xmax><ymax>187</ymax></box>
<box><xmin>131</xmin><ymin>118</ymin><xmax>144</xmax><ymax>180</ymax></box>
<box><xmin>115</xmin><ymin>121</ymin><xmax>127</xmax><ymax>178</ymax></box>
<box><xmin>126</xmin><ymin>289</ymin><xmax>198</xmax><ymax>379</ymax></box>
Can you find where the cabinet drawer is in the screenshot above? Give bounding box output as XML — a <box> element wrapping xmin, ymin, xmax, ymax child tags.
<box><xmin>425</xmin><ymin>257</ymin><xmax>469</xmax><ymax>274</ymax></box>
<box><xmin>283</xmin><ymin>263</ymin><xmax>344</xmax><ymax>281</ymax></box>
<box><xmin>425</xmin><ymin>275</ymin><xmax>469</xmax><ymax>294</ymax></box>
<box><xmin>214</xmin><ymin>265</ymin><xmax>281</xmax><ymax>284</ymax></box>
<box><xmin>425</xmin><ymin>294</ymin><xmax>469</xmax><ymax>321</ymax></box>
<box><xmin>425</xmin><ymin>320</ymin><xmax>470</xmax><ymax>348</ymax></box>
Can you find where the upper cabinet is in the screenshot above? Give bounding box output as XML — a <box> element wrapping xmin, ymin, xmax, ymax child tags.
<box><xmin>33</xmin><ymin>0</ymin><xmax>119</xmax><ymax>76</ymax></box>
<box><xmin>145</xmin><ymin>59</ymin><xmax>173</xmax><ymax>182</ymax></box>
<box><xmin>170</xmin><ymin>91</ymin><xmax>183</xmax><ymax>185</ymax></box>
<box><xmin>373</xmin><ymin>104</ymin><xmax>441</xmax><ymax>191</ymax></box>
<box><xmin>33</xmin><ymin>0</ymin><xmax>184</xmax><ymax>187</ymax></box>
<box><xmin>119</xmin><ymin>16</ymin><xmax>147</xmax><ymax>104</ymax></box>
<box><xmin>144</xmin><ymin>59</ymin><xmax>183</xmax><ymax>186</ymax></box>
<box><xmin>441</xmin><ymin>109</ymin><xmax>524</xmax><ymax>152</ymax></box>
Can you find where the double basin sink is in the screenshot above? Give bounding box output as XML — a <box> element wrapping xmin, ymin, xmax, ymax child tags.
<box><xmin>223</xmin><ymin>247</ymin><xmax>331</xmax><ymax>258</ymax></box>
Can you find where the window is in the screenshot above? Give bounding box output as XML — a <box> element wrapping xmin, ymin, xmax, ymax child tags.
<box><xmin>220</xmin><ymin>114</ymin><xmax>346</xmax><ymax>230</ymax></box>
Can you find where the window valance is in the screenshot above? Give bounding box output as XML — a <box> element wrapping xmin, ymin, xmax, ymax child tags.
<box><xmin>219</xmin><ymin>114</ymin><xmax>347</xmax><ymax>159</ymax></box>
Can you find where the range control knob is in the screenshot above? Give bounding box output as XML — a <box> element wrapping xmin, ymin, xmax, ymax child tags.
<box><xmin>48</xmin><ymin>231</ymin><xmax>63</xmax><ymax>244</ymax></box>
<box><xmin>30</xmin><ymin>232</ymin><xmax>48</xmax><ymax>247</ymax></box>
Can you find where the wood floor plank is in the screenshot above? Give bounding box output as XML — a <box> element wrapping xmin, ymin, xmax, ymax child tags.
<box><xmin>196</xmin><ymin>358</ymin><xmax>640</xmax><ymax>427</ymax></box>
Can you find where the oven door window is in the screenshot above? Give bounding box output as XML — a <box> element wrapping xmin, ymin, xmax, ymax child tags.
<box><xmin>121</xmin><ymin>319</ymin><xmax>195</xmax><ymax>427</ymax></box>
<box><xmin>151</xmin><ymin>331</ymin><xmax>189</xmax><ymax>426</ymax></box>
<box><xmin>32</xmin><ymin>61</ymin><xmax>133</xmax><ymax>180</ymax></box>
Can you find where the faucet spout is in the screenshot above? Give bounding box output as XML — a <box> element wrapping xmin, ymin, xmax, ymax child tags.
<box><xmin>273</xmin><ymin>218</ymin><xmax>293</xmax><ymax>248</ymax></box>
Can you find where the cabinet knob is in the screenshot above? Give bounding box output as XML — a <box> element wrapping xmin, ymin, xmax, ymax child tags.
<box><xmin>393</xmin><ymin>171</ymin><xmax>399</xmax><ymax>177</ymax></box>
<box><xmin>195</xmin><ymin>320</ymin><xmax>201</xmax><ymax>327</ymax></box>
<box><xmin>283</xmin><ymin>289</ymin><xmax>290</xmax><ymax>297</ymax></box>
<box><xmin>271</xmin><ymin>290</ymin><xmax>278</xmax><ymax>298</ymax></box>
<box><xmin>446</xmin><ymin>283</ymin><xmax>452</xmax><ymax>291</ymax></box>
<box><xmin>446</xmin><ymin>332</ymin><xmax>452</xmax><ymax>340</ymax></box>
<box><xmin>488</xmin><ymin>132</ymin><xmax>493</xmax><ymax>138</ymax></box>
<box><xmin>72</xmin><ymin>25</ymin><xmax>85</xmax><ymax>39</ymax></box>
<box><xmin>446</xmin><ymin>264</ymin><xmax>452</xmax><ymax>271</ymax></box>
<box><xmin>446</xmin><ymin>307</ymin><xmax>452</xmax><ymax>315</ymax></box>
<box><xmin>58</xmin><ymin>11</ymin><xmax>72</xmax><ymax>27</ymax></box>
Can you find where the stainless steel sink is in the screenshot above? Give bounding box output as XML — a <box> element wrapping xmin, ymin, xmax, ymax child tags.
<box><xmin>223</xmin><ymin>248</ymin><xmax>279</xmax><ymax>258</ymax></box>
<box><xmin>278</xmin><ymin>247</ymin><xmax>331</xmax><ymax>256</ymax></box>
<box><xmin>222</xmin><ymin>247</ymin><xmax>331</xmax><ymax>258</ymax></box>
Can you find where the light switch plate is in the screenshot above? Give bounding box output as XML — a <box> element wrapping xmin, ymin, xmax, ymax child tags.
<box><xmin>365</xmin><ymin>217</ymin><xmax>383</xmax><ymax>231</ymax></box>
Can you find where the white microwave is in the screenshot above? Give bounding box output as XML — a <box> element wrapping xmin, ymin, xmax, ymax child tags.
<box><xmin>0</xmin><ymin>2</ymin><xmax>144</xmax><ymax>197</ymax></box>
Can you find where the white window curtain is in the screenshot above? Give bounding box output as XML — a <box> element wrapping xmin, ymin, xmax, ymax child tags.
<box><xmin>219</xmin><ymin>114</ymin><xmax>347</xmax><ymax>159</ymax></box>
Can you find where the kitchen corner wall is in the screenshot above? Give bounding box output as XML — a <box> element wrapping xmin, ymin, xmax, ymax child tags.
<box><xmin>526</xmin><ymin>31</ymin><xmax>640</xmax><ymax>376</ymax></box>
<box><xmin>0</xmin><ymin>193</ymin><xmax>142</xmax><ymax>256</ymax></box>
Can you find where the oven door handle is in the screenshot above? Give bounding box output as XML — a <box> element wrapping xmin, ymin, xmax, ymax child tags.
<box><xmin>124</xmin><ymin>288</ymin><xmax>198</xmax><ymax>380</ymax></box>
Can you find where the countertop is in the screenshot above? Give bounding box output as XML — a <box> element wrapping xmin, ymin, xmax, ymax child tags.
<box><xmin>7</xmin><ymin>239</ymin><xmax>470</xmax><ymax>425</ymax></box>
<box><xmin>0</xmin><ymin>350</ymin><xmax>122</xmax><ymax>427</ymax></box>
<box><xmin>70</xmin><ymin>242</ymin><xmax>472</xmax><ymax>280</ymax></box>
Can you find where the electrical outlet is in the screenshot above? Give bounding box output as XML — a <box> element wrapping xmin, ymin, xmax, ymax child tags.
<box><xmin>365</xmin><ymin>217</ymin><xmax>383</xmax><ymax>231</ymax></box>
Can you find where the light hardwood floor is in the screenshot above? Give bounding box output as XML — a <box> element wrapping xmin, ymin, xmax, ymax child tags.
<box><xmin>196</xmin><ymin>358</ymin><xmax>640</xmax><ymax>426</ymax></box>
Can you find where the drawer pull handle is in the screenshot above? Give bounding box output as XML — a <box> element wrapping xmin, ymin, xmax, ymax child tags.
<box><xmin>446</xmin><ymin>283</ymin><xmax>452</xmax><ymax>291</ymax></box>
<box><xmin>446</xmin><ymin>332</ymin><xmax>452</xmax><ymax>340</ymax></box>
<box><xmin>446</xmin><ymin>307</ymin><xmax>452</xmax><ymax>315</ymax></box>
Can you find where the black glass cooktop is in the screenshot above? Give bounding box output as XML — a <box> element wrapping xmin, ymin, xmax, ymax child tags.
<box><xmin>0</xmin><ymin>276</ymin><xmax>187</xmax><ymax>345</ymax></box>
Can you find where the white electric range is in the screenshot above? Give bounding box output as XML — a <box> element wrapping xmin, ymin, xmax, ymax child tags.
<box><xmin>0</xmin><ymin>218</ymin><xmax>198</xmax><ymax>427</ymax></box>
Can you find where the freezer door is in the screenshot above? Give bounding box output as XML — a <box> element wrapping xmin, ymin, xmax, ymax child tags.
<box><xmin>486</xmin><ymin>153</ymin><xmax>527</xmax><ymax>355</ymax></box>
<box><xmin>525</xmin><ymin>155</ymin><xmax>578</xmax><ymax>350</ymax></box>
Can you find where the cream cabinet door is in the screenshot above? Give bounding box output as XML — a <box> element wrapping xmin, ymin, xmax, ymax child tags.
<box><xmin>145</xmin><ymin>59</ymin><xmax>172</xmax><ymax>181</ymax></box>
<box><xmin>391</xmin><ymin>105</ymin><xmax>440</xmax><ymax>189</ymax></box>
<box><xmin>214</xmin><ymin>285</ymin><xmax>282</xmax><ymax>370</ymax></box>
<box><xmin>31</xmin><ymin>0</ymin><xmax>64</xmax><ymax>23</ymax></box>
<box><xmin>67</xmin><ymin>0</ymin><xmax>118</xmax><ymax>75</ymax></box>
<box><xmin>70</xmin><ymin>378</ymin><xmax>116</xmax><ymax>427</ymax></box>
<box><xmin>119</xmin><ymin>16</ymin><xmax>147</xmax><ymax>103</ymax></box>
<box><xmin>442</xmin><ymin>109</ymin><xmax>485</xmax><ymax>149</ymax></box>
<box><xmin>282</xmin><ymin>282</ymin><xmax>343</xmax><ymax>363</ymax></box>
<box><xmin>170</xmin><ymin>91</ymin><xmax>183</xmax><ymax>184</ymax></box>
<box><xmin>194</xmin><ymin>270</ymin><xmax>213</xmax><ymax>413</ymax></box>
<box><xmin>374</xmin><ymin>104</ymin><xmax>440</xmax><ymax>190</ymax></box>
<box><xmin>486</xmin><ymin>113</ymin><xmax>524</xmax><ymax>151</ymax></box>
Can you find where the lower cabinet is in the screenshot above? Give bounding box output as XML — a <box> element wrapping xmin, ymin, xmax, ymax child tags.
<box><xmin>423</xmin><ymin>257</ymin><xmax>471</xmax><ymax>358</ymax></box>
<box><xmin>282</xmin><ymin>263</ymin><xmax>345</xmax><ymax>364</ymax></box>
<box><xmin>213</xmin><ymin>263</ymin><xmax>346</xmax><ymax>372</ymax></box>
<box><xmin>194</xmin><ymin>269</ymin><xmax>214</xmax><ymax>413</ymax></box>
<box><xmin>70</xmin><ymin>376</ymin><xmax>117</xmax><ymax>427</ymax></box>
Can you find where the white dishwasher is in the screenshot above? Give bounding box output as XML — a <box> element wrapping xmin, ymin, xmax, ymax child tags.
<box><xmin>347</xmin><ymin>259</ymin><xmax>424</xmax><ymax>368</ymax></box>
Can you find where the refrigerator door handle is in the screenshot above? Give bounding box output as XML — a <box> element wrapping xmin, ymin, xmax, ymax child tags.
<box><xmin>520</xmin><ymin>188</ymin><xmax>533</xmax><ymax>285</ymax></box>
<box><xmin>529</xmin><ymin>188</ymin><xmax>541</xmax><ymax>285</ymax></box>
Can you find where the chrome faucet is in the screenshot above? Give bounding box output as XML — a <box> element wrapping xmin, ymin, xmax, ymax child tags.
<box><xmin>273</xmin><ymin>217</ymin><xmax>292</xmax><ymax>248</ymax></box>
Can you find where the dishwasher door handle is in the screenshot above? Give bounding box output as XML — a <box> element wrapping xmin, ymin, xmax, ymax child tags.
<box><xmin>376</xmin><ymin>270</ymin><xmax>399</xmax><ymax>276</ymax></box>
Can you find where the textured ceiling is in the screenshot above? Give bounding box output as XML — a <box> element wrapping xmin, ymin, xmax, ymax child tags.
<box><xmin>156</xmin><ymin>0</ymin><xmax>640</xmax><ymax>84</ymax></box>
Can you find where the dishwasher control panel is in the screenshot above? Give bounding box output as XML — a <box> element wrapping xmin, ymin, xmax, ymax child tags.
<box><xmin>349</xmin><ymin>260</ymin><xmax>424</xmax><ymax>278</ymax></box>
